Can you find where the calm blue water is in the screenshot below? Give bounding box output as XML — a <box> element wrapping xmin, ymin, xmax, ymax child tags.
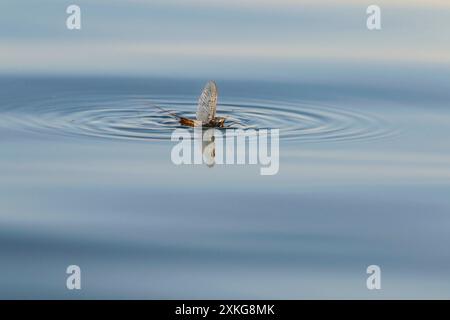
<box><xmin>1</xmin><ymin>76</ymin><xmax>450</xmax><ymax>299</ymax></box>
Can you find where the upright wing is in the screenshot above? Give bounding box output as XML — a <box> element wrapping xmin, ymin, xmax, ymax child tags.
<box><xmin>196</xmin><ymin>81</ymin><xmax>218</xmax><ymax>123</ymax></box>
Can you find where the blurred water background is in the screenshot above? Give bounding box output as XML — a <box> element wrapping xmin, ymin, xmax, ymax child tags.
<box><xmin>0</xmin><ymin>1</ymin><xmax>450</xmax><ymax>298</ymax></box>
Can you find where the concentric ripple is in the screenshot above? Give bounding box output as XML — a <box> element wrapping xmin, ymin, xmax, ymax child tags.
<box><xmin>0</xmin><ymin>94</ymin><xmax>395</xmax><ymax>142</ymax></box>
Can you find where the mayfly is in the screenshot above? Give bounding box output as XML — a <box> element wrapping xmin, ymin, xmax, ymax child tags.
<box><xmin>156</xmin><ymin>81</ymin><xmax>226</xmax><ymax>128</ymax></box>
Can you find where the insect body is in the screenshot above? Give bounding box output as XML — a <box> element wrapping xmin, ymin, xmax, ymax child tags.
<box><xmin>179</xmin><ymin>81</ymin><xmax>225</xmax><ymax>128</ymax></box>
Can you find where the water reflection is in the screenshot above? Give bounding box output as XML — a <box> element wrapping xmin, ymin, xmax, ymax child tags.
<box><xmin>202</xmin><ymin>129</ymin><xmax>216</xmax><ymax>168</ymax></box>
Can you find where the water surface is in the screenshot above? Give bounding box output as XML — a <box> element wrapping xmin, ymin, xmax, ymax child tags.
<box><xmin>0</xmin><ymin>77</ymin><xmax>450</xmax><ymax>299</ymax></box>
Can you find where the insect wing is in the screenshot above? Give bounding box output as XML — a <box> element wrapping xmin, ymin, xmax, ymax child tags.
<box><xmin>196</xmin><ymin>81</ymin><xmax>218</xmax><ymax>123</ymax></box>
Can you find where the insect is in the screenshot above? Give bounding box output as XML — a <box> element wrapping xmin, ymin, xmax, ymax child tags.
<box><xmin>176</xmin><ymin>81</ymin><xmax>226</xmax><ymax>128</ymax></box>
